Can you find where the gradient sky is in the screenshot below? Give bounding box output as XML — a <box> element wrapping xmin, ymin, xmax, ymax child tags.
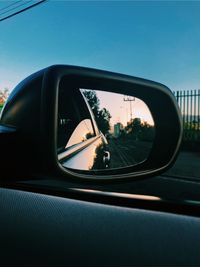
<box><xmin>96</xmin><ymin>90</ymin><xmax>154</xmax><ymax>126</ymax></box>
<box><xmin>1</xmin><ymin>1</ymin><xmax>200</xmax><ymax>92</ymax></box>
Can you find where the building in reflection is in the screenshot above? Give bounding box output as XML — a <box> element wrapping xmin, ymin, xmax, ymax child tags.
<box><xmin>113</xmin><ymin>122</ymin><xmax>123</xmax><ymax>138</ymax></box>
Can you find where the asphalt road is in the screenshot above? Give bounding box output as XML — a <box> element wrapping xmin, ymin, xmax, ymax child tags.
<box><xmin>93</xmin><ymin>150</ymin><xmax>200</xmax><ymax>200</ymax></box>
<box><xmin>107</xmin><ymin>137</ymin><xmax>200</xmax><ymax>183</ymax></box>
<box><xmin>107</xmin><ymin>138</ymin><xmax>153</xmax><ymax>169</ymax></box>
<box><xmin>165</xmin><ymin>151</ymin><xmax>200</xmax><ymax>180</ymax></box>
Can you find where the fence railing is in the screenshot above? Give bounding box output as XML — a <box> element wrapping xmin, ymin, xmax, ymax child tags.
<box><xmin>174</xmin><ymin>90</ymin><xmax>200</xmax><ymax>142</ymax></box>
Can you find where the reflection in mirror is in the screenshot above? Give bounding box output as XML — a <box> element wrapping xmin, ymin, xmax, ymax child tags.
<box><xmin>57</xmin><ymin>88</ymin><xmax>155</xmax><ymax>172</ymax></box>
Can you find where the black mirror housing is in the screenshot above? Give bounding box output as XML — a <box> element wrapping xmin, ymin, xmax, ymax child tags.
<box><xmin>0</xmin><ymin>65</ymin><xmax>182</xmax><ymax>182</ymax></box>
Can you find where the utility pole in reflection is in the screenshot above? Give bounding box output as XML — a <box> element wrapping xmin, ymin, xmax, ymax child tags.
<box><xmin>123</xmin><ymin>96</ymin><xmax>135</xmax><ymax>122</ymax></box>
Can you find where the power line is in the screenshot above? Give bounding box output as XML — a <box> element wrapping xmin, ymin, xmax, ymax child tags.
<box><xmin>0</xmin><ymin>1</ymin><xmax>22</xmax><ymax>13</ymax></box>
<box><xmin>0</xmin><ymin>1</ymin><xmax>33</xmax><ymax>17</ymax></box>
<box><xmin>0</xmin><ymin>0</ymin><xmax>48</xmax><ymax>22</ymax></box>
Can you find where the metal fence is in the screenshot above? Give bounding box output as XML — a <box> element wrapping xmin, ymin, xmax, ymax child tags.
<box><xmin>174</xmin><ymin>90</ymin><xmax>200</xmax><ymax>142</ymax></box>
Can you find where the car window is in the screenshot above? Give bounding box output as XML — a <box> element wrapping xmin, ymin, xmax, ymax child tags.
<box><xmin>0</xmin><ymin>1</ymin><xmax>200</xmax><ymax>196</ymax></box>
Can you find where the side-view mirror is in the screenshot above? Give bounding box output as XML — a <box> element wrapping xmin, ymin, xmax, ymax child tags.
<box><xmin>0</xmin><ymin>65</ymin><xmax>182</xmax><ymax>182</ymax></box>
<box><xmin>58</xmin><ymin>89</ymin><xmax>155</xmax><ymax>172</ymax></box>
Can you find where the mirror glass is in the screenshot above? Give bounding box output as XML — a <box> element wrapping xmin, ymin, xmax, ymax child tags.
<box><xmin>57</xmin><ymin>88</ymin><xmax>155</xmax><ymax>172</ymax></box>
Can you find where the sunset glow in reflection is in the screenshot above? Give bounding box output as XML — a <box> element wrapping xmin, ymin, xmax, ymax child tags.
<box><xmin>95</xmin><ymin>90</ymin><xmax>154</xmax><ymax>127</ymax></box>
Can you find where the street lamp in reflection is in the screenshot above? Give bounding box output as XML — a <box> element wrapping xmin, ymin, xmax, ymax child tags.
<box><xmin>123</xmin><ymin>96</ymin><xmax>135</xmax><ymax>122</ymax></box>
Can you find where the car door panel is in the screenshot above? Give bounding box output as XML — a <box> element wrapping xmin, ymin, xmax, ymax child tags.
<box><xmin>1</xmin><ymin>187</ymin><xmax>200</xmax><ymax>267</ymax></box>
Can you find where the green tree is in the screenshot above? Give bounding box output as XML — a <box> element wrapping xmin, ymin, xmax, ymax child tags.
<box><xmin>0</xmin><ymin>88</ymin><xmax>9</xmax><ymax>111</ymax></box>
<box><xmin>83</xmin><ymin>90</ymin><xmax>111</xmax><ymax>134</ymax></box>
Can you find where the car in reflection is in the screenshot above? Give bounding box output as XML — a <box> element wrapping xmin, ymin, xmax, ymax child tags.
<box><xmin>57</xmin><ymin>88</ymin><xmax>110</xmax><ymax>171</ymax></box>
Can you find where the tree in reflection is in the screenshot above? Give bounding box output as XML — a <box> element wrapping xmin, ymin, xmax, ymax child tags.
<box><xmin>83</xmin><ymin>90</ymin><xmax>111</xmax><ymax>134</ymax></box>
<box><xmin>125</xmin><ymin>118</ymin><xmax>155</xmax><ymax>141</ymax></box>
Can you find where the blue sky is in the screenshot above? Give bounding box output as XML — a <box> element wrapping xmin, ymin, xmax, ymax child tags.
<box><xmin>1</xmin><ymin>1</ymin><xmax>200</xmax><ymax>92</ymax></box>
